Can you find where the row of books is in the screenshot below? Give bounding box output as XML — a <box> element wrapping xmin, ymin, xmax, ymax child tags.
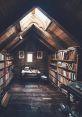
<box><xmin>0</xmin><ymin>53</ymin><xmax>4</xmax><ymax>61</ymax></box>
<box><xmin>6</xmin><ymin>56</ymin><xmax>13</xmax><ymax>60</ymax></box>
<box><xmin>0</xmin><ymin>70</ymin><xmax>4</xmax><ymax>78</ymax></box>
<box><xmin>5</xmin><ymin>67</ymin><xmax>13</xmax><ymax>86</ymax></box>
<box><xmin>49</xmin><ymin>47</ymin><xmax>77</xmax><ymax>61</ymax></box>
<box><xmin>56</xmin><ymin>50</ymin><xmax>77</xmax><ymax>60</ymax></box>
<box><xmin>49</xmin><ymin>73</ymin><xmax>70</xmax><ymax>86</ymax></box>
<box><xmin>5</xmin><ymin>73</ymin><xmax>9</xmax><ymax>81</ymax></box>
<box><xmin>0</xmin><ymin>63</ymin><xmax>12</xmax><ymax>70</ymax></box>
<box><xmin>49</xmin><ymin>70</ymin><xmax>57</xmax><ymax>78</ymax></box>
<box><xmin>0</xmin><ymin>53</ymin><xmax>13</xmax><ymax>93</ymax></box>
<box><xmin>49</xmin><ymin>74</ymin><xmax>57</xmax><ymax>84</ymax></box>
<box><xmin>0</xmin><ymin>63</ymin><xmax>4</xmax><ymax>69</ymax></box>
<box><xmin>57</xmin><ymin>62</ymin><xmax>77</xmax><ymax>71</ymax></box>
<box><xmin>0</xmin><ymin>77</ymin><xmax>3</xmax><ymax>86</ymax></box>
<box><xmin>58</xmin><ymin>68</ymin><xmax>76</xmax><ymax>81</ymax></box>
<box><xmin>5</xmin><ymin>71</ymin><xmax>13</xmax><ymax>86</ymax></box>
<box><xmin>50</xmin><ymin>63</ymin><xmax>57</xmax><ymax>67</ymax></box>
<box><xmin>0</xmin><ymin>68</ymin><xmax>13</xmax><ymax>82</ymax></box>
<box><xmin>6</xmin><ymin>61</ymin><xmax>12</xmax><ymax>67</ymax></box>
<box><xmin>58</xmin><ymin>75</ymin><xmax>71</xmax><ymax>86</ymax></box>
<box><xmin>0</xmin><ymin>63</ymin><xmax>13</xmax><ymax>77</ymax></box>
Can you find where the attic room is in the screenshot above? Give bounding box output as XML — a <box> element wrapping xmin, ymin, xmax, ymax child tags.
<box><xmin>0</xmin><ymin>1</ymin><xmax>82</xmax><ymax>117</ymax></box>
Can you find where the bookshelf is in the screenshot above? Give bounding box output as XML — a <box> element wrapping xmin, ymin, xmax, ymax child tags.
<box><xmin>4</xmin><ymin>54</ymin><xmax>13</xmax><ymax>86</ymax></box>
<box><xmin>48</xmin><ymin>55</ymin><xmax>58</xmax><ymax>86</ymax></box>
<box><xmin>0</xmin><ymin>53</ymin><xmax>5</xmax><ymax>94</ymax></box>
<box><xmin>48</xmin><ymin>47</ymin><xmax>78</xmax><ymax>87</ymax></box>
<box><xmin>0</xmin><ymin>53</ymin><xmax>13</xmax><ymax>94</ymax></box>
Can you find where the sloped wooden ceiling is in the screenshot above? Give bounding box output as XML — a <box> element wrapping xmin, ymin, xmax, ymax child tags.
<box><xmin>0</xmin><ymin>7</ymin><xmax>79</xmax><ymax>53</ymax></box>
<box><xmin>0</xmin><ymin>0</ymin><xmax>82</xmax><ymax>45</ymax></box>
<box><xmin>9</xmin><ymin>28</ymin><xmax>55</xmax><ymax>52</ymax></box>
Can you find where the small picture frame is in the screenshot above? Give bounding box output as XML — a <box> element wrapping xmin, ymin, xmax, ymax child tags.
<box><xmin>37</xmin><ymin>51</ymin><xmax>43</xmax><ymax>59</ymax></box>
<box><xmin>19</xmin><ymin>51</ymin><xmax>24</xmax><ymax>59</ymax></box>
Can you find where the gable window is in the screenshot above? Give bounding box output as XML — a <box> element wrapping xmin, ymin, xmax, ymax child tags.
<box><xmin>20</xmin><ymin>7</ymin><xmax>51</xmax><ymax>31</ymax></box>
<box><xmin>27</xmin><ymin>53</ymin><xmax>33</xmax><ymax>62</ymax></box>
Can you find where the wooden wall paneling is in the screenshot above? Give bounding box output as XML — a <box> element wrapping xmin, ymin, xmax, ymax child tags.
<box><xmin>12</xmin><ymin>37</ymin><xmax>49</xmax><ymax>78</ymax></box>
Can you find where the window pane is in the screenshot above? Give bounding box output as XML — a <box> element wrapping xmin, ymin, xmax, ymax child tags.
<box><xmin>27</xmin><ymin>53</ymin><xmax>33</xmax><ymax>62</ymax></box>
<box><xmin>35</xmin><ymin>8</ymin><xmax>51</xmax><ymax>30</ymax></box>
<box><xmin>20</xmin><ymin>7</ymin><xmax>51</xmax><ymax>31</ymax></box>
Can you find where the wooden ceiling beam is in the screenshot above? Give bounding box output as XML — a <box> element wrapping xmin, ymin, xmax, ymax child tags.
<box><xmin>0</xmin><ymin>26</ymin><xmax>17</xmax><ymax>44</ymax></box>
<box><xmin>0</xmin><ymin>34</ymin><xmax>18</xmax><ymax>51</ymax></box>
<box><xmin>7</xmin><ymin>40</ymin><xmax>21</xmax><ymax>52</ymax></box>
<box><xmin>8</xmin><ymin>38</ymin><xmax>24</xmax><ymax>52</ymax></box>
<box><xmin>4</xmin><ymin>37</ymin><xmax>20</xmax><ymax>50</ymax></box>
<box><xmin>47</xmin><ymin>30</ymin><xmax>68</xmax><ymax>49</ymax></box>
<box><xmin>0</xmin><ymin>25</ymin><xmax>27</xmax><ymax>51</ymax></box>
<box><xmin>8</xmin><ymin>29</ymin><xmax>32</xmax><ymax>51</ymax></box>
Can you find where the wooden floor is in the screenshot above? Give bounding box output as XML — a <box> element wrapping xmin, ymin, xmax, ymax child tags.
<box><xmin>0</xmin><ymin>78</ymin><xmax>68</xmax><ymax>117</ymax></box>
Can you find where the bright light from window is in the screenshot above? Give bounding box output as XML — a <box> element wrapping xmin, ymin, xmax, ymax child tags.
<box><xmin>20</xmin><ymin>7</ymin><xmax>51</xmax><ymax>31</ymax></box>
<box><xmin>35</xmin><ymin>8</ymin><xmax>51</xmax><ymax>29</ymax></box>
<box><xmin>27</xmin><ymin>53</ymin><xmax>33</xmax><ymax>62</ymax></box>
<box><xmin>20</xmin><ymin>12</ymin><xmax>33</xmax><ymax>31</ymax></box>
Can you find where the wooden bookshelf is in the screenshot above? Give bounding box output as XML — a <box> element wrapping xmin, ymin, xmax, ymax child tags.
<box><xmin>57</xmin><ymin>72</ymin><xmax>76</xmax><ymax>82</ymax></box>
<box><xmin>48</xmin><ymin>47</ymin><xmax>78</xmax><ymax>87</ymax></box>
<box><xmin>48</xmin><ymin>55</ymin><xmax>58</xmax><ymax>86</ymax></box>
<box><xmin>0</xmin><ymin>53</ymin><xmax>13</xmax><ymax>94</ymax></box>
<box><xmin>50</xmin><ymin>63</ymin><xmax>57</xmax><ymax>67</ymax></box>
<box><xmin>49</xmin><ymin>67</ymin><xmax>57</xmax><ymax>73</ymax></box>
<box><xmin>57</xmin><ymin>66</ymin><xmax>75</xmax><ymax>73</ymax></box>
<box><xmin>50</xmin><ymin>59</ymin><xmax>76</xmax><ymax>63</ymax></box>
<box><xmin>4</xmin><ymin>56</ymin><xmax>13</xmax><ymax>87</ymax></box>
<box><xmin>0</xmin><ymin>53</ymin><xmax>5</xmax><ymax>94</ymax></box>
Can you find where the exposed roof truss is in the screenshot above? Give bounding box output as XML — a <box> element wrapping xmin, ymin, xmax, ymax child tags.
<box><xmin>0</xmin><ymin>7</ymin><xmax>79</xmax><ymax>53</ymax></box>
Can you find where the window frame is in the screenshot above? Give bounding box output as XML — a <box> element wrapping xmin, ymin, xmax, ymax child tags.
<box><xmin>37</xmin><ymin>51</ymin><xmax>43</xmax><ymax>59</ymax></box>
<box><xmin>19</xmin><ymin>51</ymin><xmax>24</xmax><ymax>59</ymax></box>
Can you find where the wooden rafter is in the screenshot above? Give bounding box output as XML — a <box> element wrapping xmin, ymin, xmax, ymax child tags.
<box><xmin>47</xmin><ymin>22</ymin><xmax>79</xmax><ymax>47</ymax></box>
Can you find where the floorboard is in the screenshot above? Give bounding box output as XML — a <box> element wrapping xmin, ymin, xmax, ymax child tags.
<box><xmin>0</xmin><ymin>78</ymin><xmax>68</xmax><ymax>117</ymax></box>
